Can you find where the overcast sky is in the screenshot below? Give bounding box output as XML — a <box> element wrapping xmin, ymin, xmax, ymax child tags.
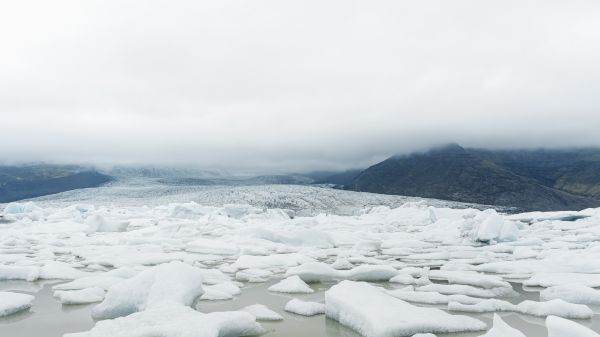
<box><xmin>1</xmin><ymin>0</ymin><xmax>600</xmax><ymax>172</ymax></box>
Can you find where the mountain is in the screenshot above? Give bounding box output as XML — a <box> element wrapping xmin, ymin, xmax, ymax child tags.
<box><xmin>471</xmin><ymin>148</ymin><xmax>600</xmax><ymax>199</ymax></box>
<box><xmin>349</xmin><ymin>144</ymin><xmax>600</xmax><ymax>211</ymax></box>
<box><xmin>0</xmin><ymin>164</ymin><xmax>112</xmax><ymax>203</ymax></box>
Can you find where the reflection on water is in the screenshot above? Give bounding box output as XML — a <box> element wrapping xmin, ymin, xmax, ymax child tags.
<box><xmin>0</xmin><ymin>280</ymin><xmax>599</xmax><ymax>337</ymax></box>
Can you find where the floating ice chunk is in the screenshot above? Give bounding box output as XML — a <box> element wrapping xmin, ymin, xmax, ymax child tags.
<box><xmin>480</xmin><ymin>314</ymin><xmax>526</xmax><ymax>337</ymax></box>
<box><xmin>286</xmin><ymin>262</ymin><xmax>397</xmax><ymax>283</ymax></box>
<box><xmin>242</xmin><ymin>304</ymin><xmax>283</xmax><ymax>321</ymax></box>
<box><xmin>331</xmin><ymin>256</ymin><xmax>353</xmax><ymax>270</ymax></box>
<box><xmin>54</xmin><ymin>287</ymin><xmax>105</xmax><ymax>304</ymax></box>
<box><xmin>39</xmin><ymin>261</ymin><xmax>89</xmax><ymax>280</ymax></box>
<box><xmin>284</xmin><ymin>298</ymin><xmax>325</xmax><ymax>316</ymax></box>
<box><xmin>448</xmin><ymin>299</ymin><xmax>516</xmax><ymax>313</ymax></box>
<box><xmin>512</xmin><ymin>247</ymin><xmax>538</xmax><ymax>259</ymax></box>
<box><xmin>388</xmin><ymin>289</ymin><xmax>481</xmax><ymax>305</ymax></box>
<box><xmin>0</xmin><ymin>291</ymin><xmax>35</xmax><ymax>317</ymax></box>
<box><xmin>164</xmin><ymin>201</ymin><xmax>214</xmax><ymax>219</ymax></box>
<box><xmin>389</xmin><ymin>273</ymin><xmax>419</xmax><ymax>285</ymax></box>
<box><xmin>540</xmin><ymin>284</ymin><xmax>600</xmax><ymax>305</ymax></box>
<box><xmin>251</xmin><ymin>228</ymin><xmax>334</xmax><ymax>248</ymax></box>
<box><xmin>382</xmin><ymin>247</ymin><xmax>415</xmax><ymax>256</ymax></box>
<box><xmin>208</xmin><ymin>282</ymin><xmax>241</xmax><ymax>296</ymax></box>
<box><xmin>223</xmin><ymin>204</ymin><xmax>262</xmax><ymax>218</ymax></box>
<box><xmin>85</xmin><ymin>214</ymin><xmax>128</xmax><ymax>233</ymax></box>
<box><xmin>197</xmin><ymin>268</ymin><xmax>231</xmax><ymax>285</ymax></box>
<box><xmin>326</xmin><ymin>281</ymin><xmax>486</xmax><ymax>337</ymax></box>
<box><xmin>198</xmin><ymin>282</ymin><xmax>239</xmax><ymax>301</ymax></box>
<box><xmin>449</xmin><ymin>298</ymin><xmax>593</xmax><ymax>319</ymax></box>
<box><xmin>390</xmin><ymin>270</ymin><xmax>431</xmax><ymax>286</ymax></box>
<box><xmin>429</xmin><ymin>270</ymin><xmax>510</xmax><ymax>289</ymax></box>
<box><xmin>91</xmin><ymin>261</ymin><xmax>204</xmax><ymax>319</ymax></box>
<box><xmin>345</xmin><ymin>264</ymin><xmax>398</xmax><ymax>282</ymax></box>
<box><xmin>3</xmin><ymin>202</ymin><xmax>42</xmax><ymax>214</ymax></box>
<box><xmin>517</xmin><ymin>299</ymin><xmax>593</xmax><ymax>319</ymax></box>
<box><xmin>525</xmin><ymin>273</ymin><xmax>600</xmax><ymax>288</ymax></box>
<box><xmin>285</xmin><ymin>262</ymin><xmax>342</xmax><ymax>283</ymax></box>
<box><xmin>0</xmin><ymin>265</ymin><xmax>39</xmax><ymax>281</ymax></box>
<box><xmin>268</xmin><ymin>275</ymin><xmax>313</xmax><ymax>294</ymax></box>
<box><xmin>381</xmin><ymin>239</ymin><xmax>434</xmax><ymax>250</ymax></box>
<box><xmin>235</xmin><ymin>268</ymin><xmax>273</xmax><ymax>283</ymax></box>
<box><xmin>66</xmin><ymin>303</ymin><xmax>264</xmax><ymax>337</ymax></box>
<box><xmin>546</xmin><ymin>315</ymin><xmax>600</xmax><ymax>337</ymax></box>
<box><xmin>186</xmin><ymin>238</ymin><xmax>239</xmax><ymax>255</ymax></box>
<box><xmin>233</xmin><ymin>253</ymin><xmax>313</xmax><ymax>270</ymax></box>
<box><xmin>200</xmin><ymin>288</ymin><xmax>233</xmax><ymax>301</ymax></box>
<box><xmin>352</xmin><ymin>240</ymin><xmax>381</xmax><ymax>253</ymax></box>
<box><xmin>2</xmin><ymin>202</ymin><xmax>44</xmax><ymax>220</ymax></box>
<box><xmin>469</xmin><ymin>210</ymin><xmax>518</xmax><ymax>243</ymax></box>
<box><xmin>416</xmin><ymin>284</ymin><xmax>516</xmax><ymax>298</ymax></box>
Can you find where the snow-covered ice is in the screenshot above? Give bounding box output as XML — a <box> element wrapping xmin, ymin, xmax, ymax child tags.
<box><xmin>242</xmin><ymin>304</ymin><xmax>283</xmax><ymax>321</ymax></box>
<box><xmin>268</xmin><ymin>275</ymin><xmax>313</xmax><ymax>293</ymax></box>
<box><xmin>540</xmin><ymin>284</ymin><xmax>600</xmax><ymax>305</ymax></box>
<box><xmin>91</xmin><ymin>261</ymin><xmax>204</xmax><ymax>319</ymax></box>
<box><xmin>0</xmin><ymin>291</ymin><xmax>34</xmax><ymax>316</ymax></box>
<box><xmin>481</xmin><ymin>314</ymin><xmax>526</xmax><ymax>337</ymax></box>
<box><xmin>449</xmin><ymin>298</ymin><xmax>593</xmax><ymax>319</ymax></box>
<box><xmin>284</xmin><ymin>298</ymin><xmax>326</xmax><ymax>316</ymax></box>
<box><xmin>54</xmin><ymin>287</ymin><xmax>105</xmax><ymax>304</ymax></box>
<box><xmin>546</xmin><ymin>315</ymin><xmax>600</xmax><ymax>337</ymax></box>
<box><xmin>325</xmin><ymin>280</ymin><xmax>486</xmax><ymax>337</ymax></box>
<box><xmin>65</xmin><ymin>303</ymin><xmax>264</xmax><ymax>337</ymax></box>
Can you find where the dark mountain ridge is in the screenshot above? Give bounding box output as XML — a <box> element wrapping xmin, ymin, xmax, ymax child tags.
<box><xmin>348</xmin><ymin>144</ymin><xmax>600</xmax><ymax>211</ymax></box>
<box><xmin>0</xmin><ymin>164</ymin><xmax>112</xmax><ymax>203</ymax></box>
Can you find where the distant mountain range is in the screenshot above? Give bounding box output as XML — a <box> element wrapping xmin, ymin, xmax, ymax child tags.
<box><xmin>0</xmin><ymin>165</ymin><xmax>112</xmax><ymax>203</ymax></box>
<box><xmin>4</xmin><ymin>145</ymin><xmax>600</xmax><ymax>211</ymax></box>
<box><xmin>341</xmin><ymin>144</ymin><xmax>600</xmax><ymax>211</ymax></box>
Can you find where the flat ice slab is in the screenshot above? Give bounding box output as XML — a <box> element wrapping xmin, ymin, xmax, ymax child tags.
<box><xmin>65</xmin><ymin>303</ymin><xmax>264</xmax><ymax>337</ymax></box>
<box><xmin>284</xmin><ymin>298</ymin><xmax>326</xmax><ymax>316</ymax></box>
<box><xmin>325</xmin><ymin>280</ymin><xmax>486</xmax><ymax>337</ymax></box>
<box><xmin>0</xmin><ymin>291</ymin><xmax>35</xmax><ymax>317</ymax></box>
<box><xmin>242</xmin><ymin>304</ymin><xmax>283</xmax><ymax>321</ymax></box>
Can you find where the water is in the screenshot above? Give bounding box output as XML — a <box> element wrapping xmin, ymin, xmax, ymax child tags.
<box><xmin>0</xmin><ymin>281</ymin><xmax>94</xmax><ymax>337</ymax></box>
<box><xmin>1</xmin><ymin>280</ymin><xmax>599</xmax><ymax>337</ymax></box>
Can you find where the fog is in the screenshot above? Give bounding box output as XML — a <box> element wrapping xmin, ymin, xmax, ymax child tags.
<box><xmin>1</xmin><ymin>0</ymin><xmax>600</xmax><ymax>172</ymax></box>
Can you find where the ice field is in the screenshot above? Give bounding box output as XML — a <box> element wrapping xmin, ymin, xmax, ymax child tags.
<box><xmin>1</xmin><ymin>180</ymin><xmax>600</xmax><ymax>337</ymax></box>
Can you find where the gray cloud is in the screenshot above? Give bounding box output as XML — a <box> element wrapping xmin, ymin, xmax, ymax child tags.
<box><xmin>2</xmin><ymin>0</ymin><xmax>600</xmax><ymax>171</ymax></box>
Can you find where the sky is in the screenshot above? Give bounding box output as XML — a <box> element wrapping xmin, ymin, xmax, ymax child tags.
<box><xmin>1</xmin><ymin>0</ymin><xmax>600</xmax><ymax>172</ymax></box>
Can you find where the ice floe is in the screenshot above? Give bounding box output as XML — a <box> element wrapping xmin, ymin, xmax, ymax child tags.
<box><xmin>284</xmin><ymin>298</ymin><xmax>326</xmax><ymax>316</ymax></box>
<box><xmin>325</xmin><ymin>281</ymin><xmax>486</xmax><ymax>337</ymax></box>
<box><xmin>268</xmin><ymin>275</ymin><xmax>313</xmax><ymax>293</ymax></box>
<box><xmin>0</xmin><ymin>291</ymin><xmax>34</xmax><ymax>316</ymax></box>
<box><xmin>242</xmin><ymin>304</ymin><xmax>283</xmax><ymax>321</ymax></box>
<box><xmin>480</xmin><ymin>314</ymin><xmax>526</xmax><ymax>337</ymax></box>
<box><xmin>449</xmin><ymin>298</ymin><xmax>593</xmax><ymax>319</ymax></box>
<box><xmin>54</xmin><ymin>287</ymin><xmax>105</xmax><ymax>304</ymax></box>
<box><xmin>91</xmin><ymin>261</ymin><xmax>204</xmax><ymax>319</ymax></box>
<box><xmin>540</xmin><ymin>284</ymin><xmax>600</xmax><ymax>305</ymax></box>
<box><xmin>66</xmin><ymin>303</ymin><xmax>264</xmax><ymax>337</ymax></box>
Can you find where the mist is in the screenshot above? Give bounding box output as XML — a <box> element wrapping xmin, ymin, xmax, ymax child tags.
<box><xmin>2</xmin><ymin>0</ymin><xmax>600</xmax><ymax>172</ymax></box>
